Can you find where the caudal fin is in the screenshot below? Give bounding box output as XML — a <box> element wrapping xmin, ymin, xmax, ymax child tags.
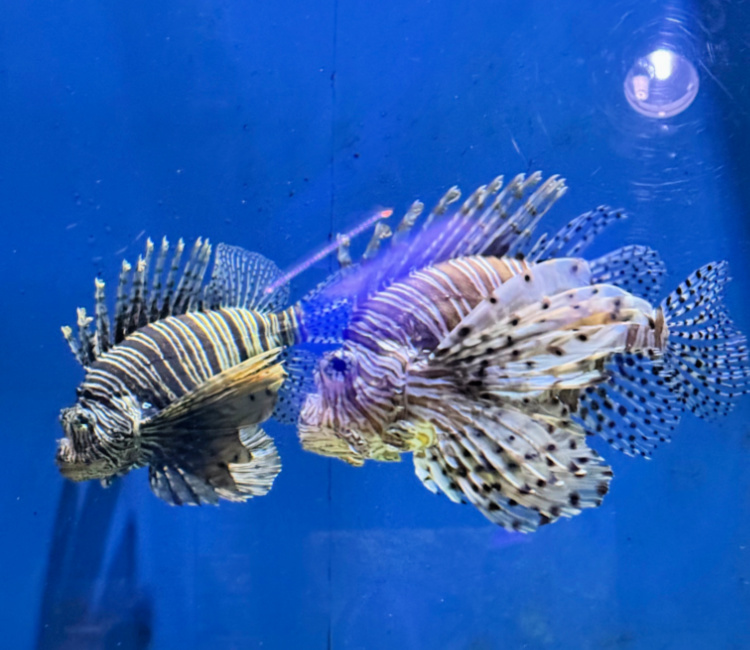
<box><xmin>660</xmin><ymin>261</ymin><xmax>750</xmax><ymax>418</ymax></box>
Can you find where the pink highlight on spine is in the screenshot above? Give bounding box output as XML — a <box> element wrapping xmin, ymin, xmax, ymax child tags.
<box><xmin>264</xmin><ymin>208</ymin><xmax>393</xmax><ymax>293</ymax></box>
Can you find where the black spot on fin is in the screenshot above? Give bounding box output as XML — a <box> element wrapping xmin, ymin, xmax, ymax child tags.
<box><xmin>575</xmin><ymin>353</ymin><xmax>680</xmax><ymax>458</ymax></box>
<box><xmin>590</xmin><ymin>245</ymin><xmax>666</xmax><ymax>303</ymax></box>
<box><xmin>205</xmin><ymin>243</ymin><xmax>289</xmax><ymax>313</ymax></box>
<box><xmin>527</xmin><ymin>206</ymin><xmax>627</xmax><ymax>262</ymax></box>
<box><xmin>661</xmin><ymin>261</ymin><xmax>750</xmax><ymax>419</ymax></box>
<box><xmin>413</xmin><ymin>405</ymin><xmax>612</xmax><ymax>532</ymax></box>
<box><xmin>298</xmin><ymin>275</ymin><xmax>353</xmax><ymax>345</ymax></box>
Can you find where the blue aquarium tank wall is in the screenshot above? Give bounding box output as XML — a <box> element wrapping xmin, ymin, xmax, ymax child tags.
<box><xmin>3</xmin><ymin>0</ymin><xmax>750</xmax><ymax>648</ymax></box>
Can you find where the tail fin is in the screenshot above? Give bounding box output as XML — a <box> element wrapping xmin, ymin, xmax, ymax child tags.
<box><xmin>574</xmin><ymin>261</ymin><xmax>749</xmax><ymax>458</ymax></box>
<box><xmin>660</xmin><ymin>261</ymin><xmax>750</xmax><ymax>418</ymax></box>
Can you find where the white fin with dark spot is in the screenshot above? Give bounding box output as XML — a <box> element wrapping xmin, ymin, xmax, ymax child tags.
<box><xmin>410</xmin><ymin>404</ymin><xmax>612</xmax><ymax>532</ymax></box>
<box><xmin>573</xmin><ymin>261</ymin><xmax>750</xmax><ymax>457</ymax></box>
<box><xmin>433</xmin><ymin>257</ymin><xmax>594</xmax><ymax>361</ymax></box>
<box><xmin>575</xmin><ymin>353</ymin><xmax>681</xmax><ymax>458</ymax></box>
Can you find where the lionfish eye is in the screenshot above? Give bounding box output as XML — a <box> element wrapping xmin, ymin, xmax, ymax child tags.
<box><xmin>330</xmin><ymin>358</ymin><xmax>348</xmax><ymax>373</ymax></box>
<box><xmin>323</xmin><ymin>352</ymin><xmax>353</xmax><ymax>381</ymax></box>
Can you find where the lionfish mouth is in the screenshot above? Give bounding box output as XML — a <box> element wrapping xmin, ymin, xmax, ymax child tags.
<box><xmin>298</xmin><ymin>423</ymin><xmax>367</xmax><ymax>466</ymax></box>
<box><xmin>55</xmin><ymin>438</ymin><xmax>111</xmax><ymax>481</ymax></box>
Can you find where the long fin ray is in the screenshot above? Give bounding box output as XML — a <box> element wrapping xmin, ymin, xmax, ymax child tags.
<box><xmin>318</xmin><ymin>173</ymin><xmax>568</xmax><ymax>306</ymax></box>
<box><xmin>661</xmin><ymin>261</ymin><xmax>750</xmax><ymax>418</ymax></box>
<box><xmin>409</xmin><ymin>403</ymin><xmax>612</xmax><ymax>532</ymax></box>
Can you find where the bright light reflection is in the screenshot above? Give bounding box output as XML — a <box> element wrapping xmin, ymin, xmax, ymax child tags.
<box><xmin>649</xmin><ymin>49</ymin><xmax>675</xmax><ymax>81</ymax></box>
<box><xmin>624</xmin><ymin>48</ymin><xmax>699</xmax><ymax>119</ymax></box>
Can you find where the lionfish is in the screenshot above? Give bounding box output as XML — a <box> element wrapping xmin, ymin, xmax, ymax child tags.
<box><xmin>57</xmin><ymin>238</ymin><xmax>341</xmax><ymax>505</ymax></box>
<box><xmin>298</xmin><ymin>173</ymin><xmax>750</xmax><ymax>532</ymax></box>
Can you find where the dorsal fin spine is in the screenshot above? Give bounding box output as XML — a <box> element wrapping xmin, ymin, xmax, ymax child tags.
<box><xmin>148</xmin><ymin>237</ymin><xmax>170</xmax><ymax>322</ymax></box>
<box><xmin>391</xmin><ymin>200</ymin><xmax>424</xmax><ymax>246</ymax></box>
<box><xmin>129</xmin><ymin>238</ymin><xmax>153</xmax><ymax>332</ymax></box>
<box><xmin>76</xmin><ymin>307</ymin><xmax>95</xmax><ymax>366</ymax></box>
<box><xmin>94</xmin><ymin>277</ymin><xmax>110</xmax><ymax>355</ymax></box>
<box><xmin>161</xmin><ymin>238</ymin><xmax>185</xmax><ymax>318</ymax></box>
<box><xmin>113</xmin><ymin>259</ymin><xmax>132</xmax><ymax>344</ymax></box>
<box><xmin>185</xmin><ymin>239</ymin><xmax>212</xmax><ymax>312</ymax></box>
<box><xmin>173</xmin><ymin>237</ymin><xmax>202</xmax><ymax>314</ymax></box>
<box><xmin>362</xmin><ymin>222</ymin><xmax>392</xmax><ymax>260</ymax></box>
<box><xmin>61</xmin><ymin>325</ymin><xmax>84</xmax><ymax>365</ymax></box>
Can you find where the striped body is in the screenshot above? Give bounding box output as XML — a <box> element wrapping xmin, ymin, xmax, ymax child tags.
<box><xmin>82</xmin><ymin>306</ymin><xmax>301</xmax><ymax>411</ymax></box>
<box><xmin>67</xmin><ymin>305</ymin><xmax>301</xmax><ymax>477</ymax></box>
<box><xmin>348</xmin><ymin>255</ymin><xmax>527</xmax><ymax>352</ymax></box>
<box><xmin>300</xmin><ymin>255</ymin><xmax>667</xmax><ymax>464</ymax></box>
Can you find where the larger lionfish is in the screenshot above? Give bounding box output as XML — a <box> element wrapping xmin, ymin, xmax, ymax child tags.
<box><xmin>298</xmin><ymin>173</ymin><xmax>750</xmax><ymax>532</ymax></box>
<box><xmin>57</xmin><ymin>238</ymin><xmax>342</xmax><ymax>505</ymax></box>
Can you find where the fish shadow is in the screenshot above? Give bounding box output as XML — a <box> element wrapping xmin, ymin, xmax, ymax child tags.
<box><xmin>35</xmin><ymin>481</ymin><xmax>152</xmax><ymax>650</ymax></box>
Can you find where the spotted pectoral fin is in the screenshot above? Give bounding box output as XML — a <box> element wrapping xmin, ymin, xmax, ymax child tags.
<box><xmin>142</xmin><ymin>347</ymin><xmax>286</xmax><ymax>435</ymax></box>
<box><xmin>149</xmin><ymin>426</ymin><xmax>281</xmax><ymax>505</ymax></box>
<box><xmin>412</xmin><ymin>406</ymin><xmax>613</xmax><ymax>532</ymax></box>
<box><xmin>432</xmin><ymin>257</ymin><xmax>593</xmax><ymax>358</ymax></box>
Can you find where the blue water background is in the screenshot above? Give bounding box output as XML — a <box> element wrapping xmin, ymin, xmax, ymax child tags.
<box><xmin>2</xmin><ymin>1</ymin><xmax>750</xmax><ymax>648</ymax></box>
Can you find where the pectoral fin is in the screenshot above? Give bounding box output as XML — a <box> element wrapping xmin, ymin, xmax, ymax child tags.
<box><xmin>149</xmin><ymin>426</ymin><xmax>281</xmax><ymax>505</ymax></box>
<box><xmin>142</xmin><ymin>347</ymin><xmax>286</xmax><ymax>435</ymax></box>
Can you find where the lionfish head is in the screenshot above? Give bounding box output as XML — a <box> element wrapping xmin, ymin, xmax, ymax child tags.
<box><xmin>298</xmin><ymin>346</ymin><xmax>403</xmax><ymax>465</ymax></box>
<box><xmin>56</xmin><ymin>401</ymin><xmax>123</xmax><ymax>481</ymax></box>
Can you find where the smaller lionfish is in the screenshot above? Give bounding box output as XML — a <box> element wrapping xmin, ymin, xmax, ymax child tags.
<box><xmin>57</xmin><ymin>238</ymin><xmax>341</xmax><ymax>505</ymax></box>
<box><xmin>298</xmin><ymin>173</ymin><xmax>750</xmax><ymax>532</ymax></box>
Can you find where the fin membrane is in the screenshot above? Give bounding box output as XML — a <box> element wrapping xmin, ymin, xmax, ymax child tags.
<box><xmin>298</xmin><ymin>272</ymin><xmax>354</xmax><ymax>345</ymax></box>
<box><xmin>526</xmin><ymin>206</ymin><xmax>627</xmax><ymax>262</ymax></box>
<box><xmin>148</xmin><ymin>426</ymin><xmax>281</xmax><ymax>505</ymax></box>
<box><xmin>412</xmin><ymin>404</ymin><xmax>612</xmax><ymax>532</ymax></box>
<box><xmin>63</xmin><ymin>238</ymin><xmax>289</xmax><ymax>368</ymax></box>
<box><xmin>272</xmin><ymin>348</ymin><xmax>319</xmax><ymax>425</ymax></box>
<box><xmin>142</xmin><ymin>347</ymin><xmax>286</xmax><ymax>434</ymax></box>
<box><xmin>574</xmin><ymin>352</ymin><xmax>681</xmax><ymax>458</ymax></box>
<box><xmin>204</xmin><ymin>243</ymin><xmax>289</xmax><ymax>313</ymax></box>
<box><xmin>143</xmin><ymin>348</ymin><xmax>285</xmax><ymax>505</ymax></box>
<box><xmin>589</xmin><ymin>245</ymin><xmax>665</xmax><ymax>303</ymax></box>
<box><xmin>661</xmin><ymin>261</ymin><xmax>750</xmax><ymax>419</ymax></box>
